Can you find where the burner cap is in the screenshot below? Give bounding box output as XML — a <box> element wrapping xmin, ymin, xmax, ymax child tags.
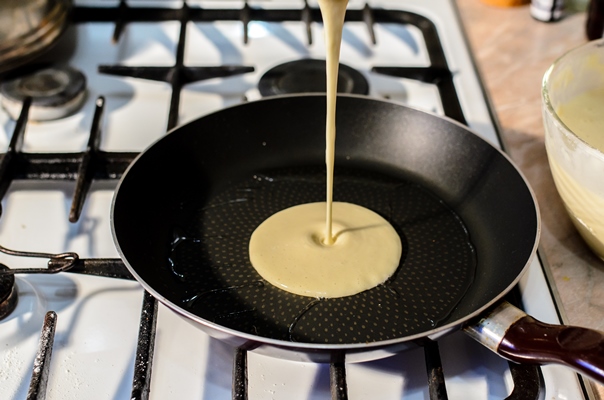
<box><xmin>0</xmin><ymin>266</ymin><xmax>17</xmax><ymax>320</ymax></box>
<box><xmin>1</xmin><ymin>65</ymin><xmax>87</xmax><ymax>121</ymax></box>
<box><xmin>258</xmin><ymin>59</ymin><xmax>369</xmax><ymax>97</ymax></box>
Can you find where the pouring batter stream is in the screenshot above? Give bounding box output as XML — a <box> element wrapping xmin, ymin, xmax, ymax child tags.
<box><xmin>248</xmin><ymin>0</ymin><xmax>402</xmax><ymax>298</ymax></box>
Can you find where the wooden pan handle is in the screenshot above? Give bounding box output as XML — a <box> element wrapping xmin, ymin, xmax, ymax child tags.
<box><xmin>464</xmin><ymin>302</ymin><xmax>604</xmax><ymax>384</ymax></box>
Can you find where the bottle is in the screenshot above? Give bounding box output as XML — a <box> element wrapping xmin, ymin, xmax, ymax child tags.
<box><xmin>587</xmin><ymin>0</ymin><xmax>604</xmax><ymax>39</ymax></box>
<box><xmin>531</xmin><ymin>0</ymin><xmax>565</xmax><ymax>21</ymax></box>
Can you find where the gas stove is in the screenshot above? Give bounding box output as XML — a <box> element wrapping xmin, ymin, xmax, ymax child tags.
<box><xmin>0</xmin><ymin>1</ymin><xmax>594</xmax><ymax>399</ymax></box>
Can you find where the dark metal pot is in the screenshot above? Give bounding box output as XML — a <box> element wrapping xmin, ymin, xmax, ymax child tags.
<box><xmin>111</xmin><ymin>94</ymin><xmax>604</xmax><ymax>383</ymax></box>
<box><xmin>0</xmin><ymin>0</ymin><xmax>70</xmax><ymax>75</ymax></box>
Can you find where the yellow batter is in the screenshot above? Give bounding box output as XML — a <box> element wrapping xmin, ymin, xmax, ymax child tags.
<box><xmin>248</xmin><ymin>0</ymin><xmax>402</xmax><ymax>298</ymax></box>
<box><xmin>550</xmin><ymin>86</ymin><xmax>604</xmax><ymax>259</ymax></box>
<box><xmin>320</xmin><ymin>0</ymin><xmax>348</xmax><ymax>245</ymax></box>
<box><xmin>548</xmin><ymin>158</ymin><xmax>604</xmax><ymax>259</ymax></box>
<box><xmin>249</xmin><ymin>202</ymin><xmax>402</xmax><ymax>298</ymax></box>
<box><xmin>557</xmin><ymin>87</ymin><xmax>604</xmax><ymax>152</ymax></box>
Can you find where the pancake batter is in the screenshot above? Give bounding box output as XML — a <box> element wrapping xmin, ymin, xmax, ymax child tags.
<box><xmin>249</xmin><ymin>202</ymin><xmax>402</xmax><ymax>298</ymax></box>
<box><xmin>549</xmin><ymin>86</ymin><xmax>604</xmax><ymax>259</ymax></box>
<box><xmin>556</xmin><ymin>87</ymin><xmax>604</xmax><ymax>151</ymax></box>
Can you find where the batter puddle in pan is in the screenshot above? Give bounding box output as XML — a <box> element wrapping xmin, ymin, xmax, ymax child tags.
<box><xmin>171</xmin><ymin>166</ymin><xmax>477</xmax><ymax>344</ymax></box>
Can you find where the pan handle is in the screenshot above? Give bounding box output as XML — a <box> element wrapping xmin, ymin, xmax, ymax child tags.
<box><xmin>464</xmin><ymin>301</ymin><xmax>604</xmax><ymax>384</ymax></box>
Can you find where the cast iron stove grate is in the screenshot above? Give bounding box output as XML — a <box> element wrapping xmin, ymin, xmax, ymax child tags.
<box><xmin>0</xmin><ymin>1</ymin><xmax>545</xmax><ymax>399</ymax></box>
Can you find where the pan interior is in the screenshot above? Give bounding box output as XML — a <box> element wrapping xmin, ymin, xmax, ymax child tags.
<box><xmin>165</xmin><ymin>166</ymin><xmax>476</xmax><ymax>344</ymax></box>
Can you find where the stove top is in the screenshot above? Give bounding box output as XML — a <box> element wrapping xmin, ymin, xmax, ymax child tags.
<box><xmin>0</xmin><ymin>1</ymin><xmax>593</xmax><ymax>399</ymax></box>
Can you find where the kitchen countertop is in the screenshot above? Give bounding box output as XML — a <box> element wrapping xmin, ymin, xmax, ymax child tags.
<box><xmin>456</xmin><ymin>1</ymin><xmax>604</xmax><ymax>398</ymax></box>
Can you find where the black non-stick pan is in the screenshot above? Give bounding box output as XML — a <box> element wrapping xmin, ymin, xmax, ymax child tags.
<box><xmin>112</xmin><ymin>94</ymin><xmax>604</xmax><ymax>382</ymax></box>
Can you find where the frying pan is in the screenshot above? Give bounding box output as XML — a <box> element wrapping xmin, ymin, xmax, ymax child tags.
<box><xmin>111</xmin><ymin>94</ymin><xmax>604</xmax><ymax>383</ymax></box>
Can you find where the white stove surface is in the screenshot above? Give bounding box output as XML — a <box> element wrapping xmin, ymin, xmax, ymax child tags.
<box><xmin>0</xmin><ymin>1</ymin><xmax>589</xmax><ymax>399</ymax></box>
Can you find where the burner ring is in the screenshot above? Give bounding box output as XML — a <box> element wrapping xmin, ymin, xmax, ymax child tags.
<box><xmin>0</xmin><ymin>65</ymin><xmax>87</xmax><ymax>121</ymax></box>
<box><xmin>0</xmin><ymin>266</ymin><xmax>18</xmax><ymax>320</ymax></box>
<box><xmin>258</xmin><ymin>59</ymin><xmax>369</xmax><ymax>97</ymax></box>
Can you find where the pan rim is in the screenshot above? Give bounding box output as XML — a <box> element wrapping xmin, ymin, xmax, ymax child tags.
<box><xmin>110</xmin><ymin>93</ymin><xmax>541</xmax><ymax>351</ymax></box>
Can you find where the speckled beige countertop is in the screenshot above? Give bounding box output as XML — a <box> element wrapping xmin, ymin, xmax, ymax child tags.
<box><xmin>455</xmin><ymin>1</ymin><xmax>604</xmax><ymax>397</ymax></box>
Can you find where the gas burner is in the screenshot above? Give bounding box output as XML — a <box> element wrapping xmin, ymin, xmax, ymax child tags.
<box><xmin>258</xmin><ymin>59</ymin><xmax>369</xmax><ymax>97</ymax></box>
<box><xmin>0</xmin><ymin>65</ymin><xmax>87</xmax><ymax>121</ymax></box>
<box><xmin>0</xmin><ymin>266</ymin><xmax>17</xmax><ymax>320</ymax></box>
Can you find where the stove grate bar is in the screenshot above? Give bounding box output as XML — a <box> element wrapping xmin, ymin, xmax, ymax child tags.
<box><xmin>425</xmin><ymin>340</ymin><xmax>449</xmax><ymax>400</ymax></box>
<box><xmin>26</xmin><ymin>311</ymin><xmax>57</xmax><ymax>400</ymax></box>
<box><xmin>111</xmin><ymin>0</ymin><xmax>129</xmax><ymax>44</ymax></box>
<box><xmin>0</xmin><ymin>97</ymin><xmax>30</xmax><ymax>207</ymax></box>
<box><xmin>241</xmin><ymin>0</ymin><xmax>251</xmax><ymax>44</ymax></box>
<box><xmin>69</xmin><ymin>96</ymin><xmax>105</xmax><ymax>223</ymax></box>
<box><xmin>362</xmin><ymin>4</ymin><xmax>377</xmax><ymax>45</ymax></box>
<box><xmin>131</xmin><ymin>291</ymin><xmax>159</xmax><ymax>400</ymax></box>
<box><xmin>233</xmin><ymin>348</ymin><xmax>248</xmax><ymax>400</ymax></box>
<box><xmin>56</xmin><ymin>258</ymin><xmax>134</xmax><ymax>280</ymax></box>
<box><xmin>505</xmin><ymin>362</ymin><xmax>544</xmax><ymax>400</ymax></box>
<box><xmin>302</xmin><ymin>0</ymin><xmax>313</xmax><ymax>45</ymax></box>
<box><xmin>330</xmin><ymin>358</ymin><xmax>349</xmax><ymax>400</ymax></box>
<box><xmin>14</xmin><ymin>151</ymin><xmax>136</xmax><ymax>181</ymax></box>
<box><xmin>71</xmin><ymin>5</ymin><xmax>306</xmax><ymax>25</ymax></box>
<box><xmin>97</xmin><ymin>65</ymin><xmax>255</xmax><ymax>84</ymax></box>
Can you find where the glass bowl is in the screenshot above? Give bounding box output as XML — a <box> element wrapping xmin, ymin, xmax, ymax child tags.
<box><xmin>542</xmin><ymin>38</ymin><xmax>604</xmax><ymax>260</ymax></box>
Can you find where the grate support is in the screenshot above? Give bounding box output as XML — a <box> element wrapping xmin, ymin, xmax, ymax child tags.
<box><xmin>131</xmin><ymin>291</ymin><xmax>159</xmax><ymax>400</ymax></box>
<box><xmin>26</xmin><ymin>311</ymin><xmax>57</xmax><ymax>400</ymax></box>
